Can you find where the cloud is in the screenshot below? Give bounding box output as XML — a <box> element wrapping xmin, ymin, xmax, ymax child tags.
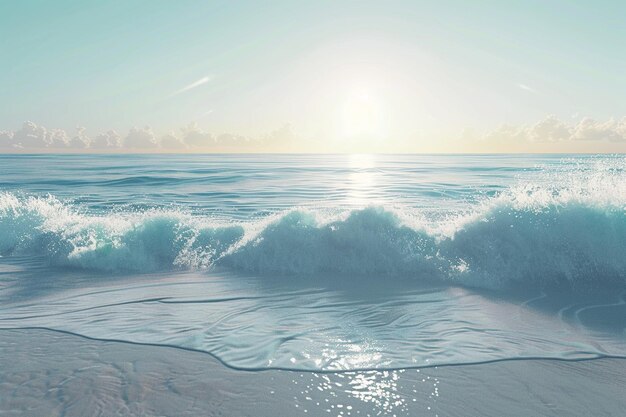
<box><xmin>528</xmin><ymin>115</ymin><xmax>571</xmax><ymax>142</ymax></box>
<box><xmin>68</xmin><ymin>126</ymin><xmax>91</xmax><ymax>148</ymax></box>
<box><xmin>160</xmin><ymin>131</ymin><xmax>187</xmax><ymax>149</ymax></box>
<box><xmin>123</xmin><ymin>126</ymin><xmax>159</xmax><ymax>148</ymax></box>
<box><xmin>0</xmin><ymin>130</ymin><xmax>16</xmax><ymax>149</ymax></box>
<box><xmin>261</xmin><ymin>124</ymin><xmax>297</xmax><ymax>151</ymax></box>
<box><xmin>518</xmin><ymin>83</ymin><xmax>538</xmax><ymax>94</ymax></box>
<box><xmin>484</xmin><ymin>124</ymin><xmax>528</xmax><ymax>144</ymax></box>
<box><xmin>3</xmin><ymin>115</ymin><xmax>623</xmax><ymax>153</ymax></box>
<box><xmin>170</xmin><ymin>76</ymin><xmax>211</xmax><ymax>97</ymax></box>
<box><xmin>91</xmin><ymin>130</ymin><xmax>122</xmax><ymax>149</ymax></box>
<box><xmin>483</xmin><ymin>115</ymin><xmax>626</xmax><ymax>146</ymax></box>
<box><xmin>8</xmin><ymin>121</ymin><xmax>74</xmax><ymax>148</ymax></box>
<box><xmin>572</xmin><ymin>117</ymin><xmax>626</xmax><ymax>142</ymax></box>
<box><xmin>4</xmin><ymin>123</ymin><xmax>112</xmax><ymax>149</ymax></box>
<box><xmin>180</xmin><ymin>122</ymin><xmax>215</xmax><ymax>147</ymax></box>
<box><xmin>0</xmin><ymin>121</ymin><xmax>259</xmax><ymax>151</ymax></box>
<box><xmin>216</xmin><ymin>133</ymin><xmax>248</xmax><ymax>147</ymax></box>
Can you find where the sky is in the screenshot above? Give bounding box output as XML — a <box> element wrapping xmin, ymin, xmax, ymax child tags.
<box><xmin>1</xmin><ymin>0</ymin><xmax>626</xmax><ymax>152</ymax></box>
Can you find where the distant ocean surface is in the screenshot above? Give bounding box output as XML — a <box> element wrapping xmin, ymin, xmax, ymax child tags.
<box><xmin>1</xmin><ymin>154</ymin><xmax>625</xmax><ymax>371</ymax></box>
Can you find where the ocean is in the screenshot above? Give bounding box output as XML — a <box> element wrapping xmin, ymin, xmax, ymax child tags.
<box><xmin>1</xmin><ymin>153</ymin><xmax>625</xmax><ymax>415</ymax></box>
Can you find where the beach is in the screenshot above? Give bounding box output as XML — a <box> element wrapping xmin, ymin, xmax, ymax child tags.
<box><xmin>3</xmin><ymin>2</ymin><xmax>626</xmax><ymax>414</ymax></box>
<box><xmin>1</xmin><ymin>154</ymin><xmax>625</xmax><ymax>415</ymax></box>
<box><xmin>2</xmin><ymin>328</ymin><xmax>625</xmax><ymax>416</ymax></box>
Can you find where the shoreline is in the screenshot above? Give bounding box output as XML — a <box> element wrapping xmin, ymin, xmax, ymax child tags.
<box><xmin>2</xmin><ymin>328</ymin><xmax>625</xmax><ymax>417</ymax></box>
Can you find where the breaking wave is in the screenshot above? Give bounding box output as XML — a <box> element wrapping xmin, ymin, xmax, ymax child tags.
<box><xmin>1</xmin><ymin>172</ymin><xmax>625</xmax><ymax>291</ymax></box>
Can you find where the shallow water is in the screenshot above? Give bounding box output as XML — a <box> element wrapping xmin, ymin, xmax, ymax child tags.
<box><xmin>1</xmin><ymin>154</ymin><xmax>625</xmax><ymax>372</ymax></box>
<box><xmin>3</xmin><ymin>328</ymin><xmax>626</xmax><ymax>417</ymax></box>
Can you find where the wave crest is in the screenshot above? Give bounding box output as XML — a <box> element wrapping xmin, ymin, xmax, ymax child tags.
<box><xmin>0</xmin><ymin>192</ymin><xmax>244</xmax><ymax>272</ymax></box>
<box><xmin>221</xmin><ymin>208</ymin><xmax>442</xmax><ymax>276</ymax></box>
<box><xmin>1</xmin><ymin>180</ymin><xmax>625</xmax><ymax>290</ymax></box>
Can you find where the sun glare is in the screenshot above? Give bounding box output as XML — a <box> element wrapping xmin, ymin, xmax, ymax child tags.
<box><xmin>340</xmin><ymin>89</ymin><xmax>386</xmax><ymax>142</ymax></box>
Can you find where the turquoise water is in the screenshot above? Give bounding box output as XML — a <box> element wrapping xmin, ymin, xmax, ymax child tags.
<box><xmin>1</xmin><ymin>154</ymin><xmax>625</xmax><ymax>371</ymax></box>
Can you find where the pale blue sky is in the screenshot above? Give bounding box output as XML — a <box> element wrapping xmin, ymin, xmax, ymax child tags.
<box><xmin>1</xmin><ymin>0</ymin><xmax>626</xmax><ymax>151</ymax></box>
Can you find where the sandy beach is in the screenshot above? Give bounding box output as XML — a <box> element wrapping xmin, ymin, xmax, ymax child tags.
<box><xmin>2</xmin><ymin>328</ymin><xmax>625</xmax><ymax>417</ymax></box>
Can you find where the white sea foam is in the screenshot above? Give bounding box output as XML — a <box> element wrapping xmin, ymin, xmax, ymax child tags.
<box><xmin>1</xmin><ymin>159</ymin><xmax>625</xmax><ymax>291</ymax></box>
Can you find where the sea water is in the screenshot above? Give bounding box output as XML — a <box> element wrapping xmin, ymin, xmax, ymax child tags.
<box><xmin>1</xmin><ymin>154</ymin><xmax>625</xmax><ymax>371</ymax></box>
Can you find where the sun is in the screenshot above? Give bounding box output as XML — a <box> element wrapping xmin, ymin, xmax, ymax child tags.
<box><xmin>340</xmin><ymin>89</ymin><xmax>386</xmax><ymax>141</ymax></box>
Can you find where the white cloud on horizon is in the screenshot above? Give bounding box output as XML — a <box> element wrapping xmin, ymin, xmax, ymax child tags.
<box><xmin>180</xmin><ymin>122</ymin><xmax>215</xmax><ymax>147</ymax></box>
<box><xmin>484</xmin><ymin>115</ymin><xmax>626</xmax><ymax>146</ymax></box>
<box><xmin>124</xmin><ymin>126</ymin><xmax>159</xmax><ymax>148</ymax></box>
<box><xmin>160</xmin><ymin>131</ymin><xmax>187</xmax><ymax>149</ymax></box>
<box><xmin>91</xmin><ymin>130</ymin><xmax>122</xmax><ymax>149</ymax></box>
<box><xmin>69</xmin><ymin>126</ymin><xmax>91</xmax><ymax>148</ymax></box>
<box><xmin>1</xmin><ymin>117</ymin><xmax>625</xmax><ymax>152</ymax></box>
<box><xmin>0</xmin><ymin>121</ymin><xmax>270</xmax><ymax>151</ymax></box>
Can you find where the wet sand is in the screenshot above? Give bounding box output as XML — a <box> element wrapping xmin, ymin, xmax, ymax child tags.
<box><xmin>1</xmin><ymin>328</ymin><xmax>625</xmax><ymax>417</ymax></box>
